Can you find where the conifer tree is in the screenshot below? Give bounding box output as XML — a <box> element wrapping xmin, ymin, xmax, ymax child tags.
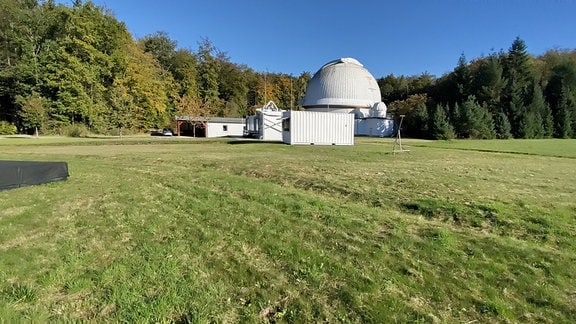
<box><xmin>430</xmin><ymin>104</ymin><xmax>455</xmax><ymax>140</ymax></box>
<box><xmin>406</xmin><ymin>101</ymin><xmax>428</xmax><ymax>138</ymax></box>
<box><xmin>456</xmin><ymin>96</ymin><xmax>495</xmax><ymax>139</ymax></box>
<box><xmin>505</xmin><ymin>79</ymin><xmax>526</xmax><ymax>137</ymax></box>
<box><xmin>525</xmin><ymin>82</ymin><xmax>549</xmax><ymax>138</ymax></box>
<box><xmin>472</xmin><ymin>54</ymin><xmax>505</xmax><ymax>113</ymax></box>
<box><xmin>502</xmin><ymin>37</ymin><xmax>534</xmax><ymax>137</ymax></box>
<box><xmin>449</xmin><ymin>102</ymin><xmax>461</xmax><ymax>134</ymax></box>
<box><xmin>493</xmin><ymin>112</ymin><xmax>512</xmax><ymax>139</ymax></box>
<box><xmin>554</xmin><ymin>87</ymin><xmax>573</xmax><ymax>138</ymax></box>
<box><xmin>542</xmin><ymin>104</ymin><xmax>554</xmax><ymax>138</ymax></box>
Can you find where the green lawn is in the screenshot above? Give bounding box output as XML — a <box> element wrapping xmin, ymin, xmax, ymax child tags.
<box><xmin>0</xmin><ymin>137</ymin><xmax>575</xmax><ymax>322</ymax></box>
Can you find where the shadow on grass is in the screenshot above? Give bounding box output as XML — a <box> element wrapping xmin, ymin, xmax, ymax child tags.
<box><xmin>227</xmin><ymin>139</ymin><xmax>285</xmax><ymax>145</ymax></box>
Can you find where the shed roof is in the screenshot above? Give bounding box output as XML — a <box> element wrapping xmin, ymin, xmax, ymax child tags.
<box><xmin>175</xmin><ymin>116</ymin><xmax>244</xmax><ymax>124</ymax></box>
<box><xmin>208</xmin><ymin>117</ymin><xmax>244</xmax><ymax>124</ymax></box>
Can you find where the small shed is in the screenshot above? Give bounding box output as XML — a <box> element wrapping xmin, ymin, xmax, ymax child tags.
<box><xmin>175</xmin><ymin>116</ymin><xmax>244</xmax><ymax>137</ymax></box>
<box><xmin>206</xmin><ymin>117</ymin><xmax>245</xmax><ymax>138</ymax></box>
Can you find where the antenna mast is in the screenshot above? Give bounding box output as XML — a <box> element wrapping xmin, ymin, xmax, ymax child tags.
<box><xmin>393</xmin><ymin>115</ymin><xmax>410</xmax><ymax>155</ymax></box>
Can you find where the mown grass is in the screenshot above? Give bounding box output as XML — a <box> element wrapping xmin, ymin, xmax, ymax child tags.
<box><xmin>410</xmin><ymin>138</ymin><xmax>576</xmax><ymax>158</ymax></box>
<box><xmin>0</xmin><ymin>137</ymin><xmax>575</xmax><ymax>322</ymax></box>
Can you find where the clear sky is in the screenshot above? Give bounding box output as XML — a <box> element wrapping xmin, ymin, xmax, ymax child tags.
<box><xmin>61</xmin><ymin>0</ymin><xmax>575</xmax><ymax>78</ymax></box>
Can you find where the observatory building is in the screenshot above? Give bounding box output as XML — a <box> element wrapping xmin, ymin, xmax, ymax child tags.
<box><xmin>303</xmin><ymin>58</ymin><xmax>382</xmax><ymax>114</ymax></box>
<box><xmin>246</xmin><ymin>57</ymin><xmax>394</xmax><ymax>145</ymax></box>
<box><xmin>302</xmin><ymin>57</ymin><xmax>394</xmax><ymax>137</ymax></box>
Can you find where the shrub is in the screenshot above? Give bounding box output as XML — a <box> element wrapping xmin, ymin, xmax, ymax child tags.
<box><xmin>0</xmin><ymin>121</ymin><xmax>18</xmax><ymax>135</ymax></box>
<box><xmin>61</xmin><ymin>124</ymin><xmax>91</xmax><ymax>137</ymax></box>
<box><xmin>105</xmin><ymin>126</ymin><xmax>141</xmax><ymax>137</ymax></box>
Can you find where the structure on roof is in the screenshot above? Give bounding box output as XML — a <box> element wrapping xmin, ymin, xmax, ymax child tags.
<box><xmin>244</xmin><ymin>101</ymin><xmax>284</xmax><ymax>141</ymax></box>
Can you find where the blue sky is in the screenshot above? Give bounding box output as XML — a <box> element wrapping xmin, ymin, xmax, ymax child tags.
<box><xmin>62</xmin><ymin>0</ymin><xmax>575</xmax><ymax>77</ymax></box>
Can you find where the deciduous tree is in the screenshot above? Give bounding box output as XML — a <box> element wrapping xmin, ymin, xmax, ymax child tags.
<box><xmin>17</xmin><ymin>93</ymin><xmax>47</xmax><ymax>136</ymax></box>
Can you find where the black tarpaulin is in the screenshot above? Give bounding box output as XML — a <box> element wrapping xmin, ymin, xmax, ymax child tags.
<box><xmin>0</xmin><ymin>161</ymin><xmax>69</xmax><ymax>191</ymax></box>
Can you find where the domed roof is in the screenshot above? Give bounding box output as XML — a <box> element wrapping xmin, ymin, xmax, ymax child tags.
<box><xmin>369</xmin><ymin>101</ymin><xmax>388</xmax><ymax>117</ymax></box>
<box><xmin>302</xmin><ymin>58</ymin><xmax>381</xmax><ymax>108</ymax></box>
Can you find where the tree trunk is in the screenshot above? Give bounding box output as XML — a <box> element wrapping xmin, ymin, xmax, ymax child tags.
<box><xmin>34</xmin><ymin>127</ymin><xmax>38</xmax><ymax>137</ymax></box>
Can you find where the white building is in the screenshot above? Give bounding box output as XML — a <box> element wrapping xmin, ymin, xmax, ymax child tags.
<box><xmin>206</xmin><ymin>117</ymin><xmax>245</xmax><ymax>138</ymax></box>
<box><xmin>302</xmin><ymin>57</ymin><xmax>395</xmax><ymax>137</ymax></box>
<box><xmin>244</xmin><ymin>57</ymin><xmax>394</xmax><ymax>145</ymax></box>
<box><xmin>175</xmin><ymin>116</ymin><xmax>244</xmax><ymax>138</ymax></box>
<box><xmin>244</xmin><ymin>101</ymin><xmax>284</xmax><ymax>141</ymax></box>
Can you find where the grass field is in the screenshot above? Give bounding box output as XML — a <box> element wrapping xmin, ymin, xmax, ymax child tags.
<box><xmin>0</xmin><ymin>136</ymin><xmax>575</xmax><ymax>322</ymax></box>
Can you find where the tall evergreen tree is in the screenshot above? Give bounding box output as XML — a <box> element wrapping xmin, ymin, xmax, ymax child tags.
<box><xmin>525</xmin><ymin>82</ymin><xmax>551</xmax><ymax>138</ymax></box>
<box><xmin>457</xmin><ymin>96</ymin><xmax>495</xmax><ymax>139</ymax></box>
<box><xmin>517</xmin><ymin>112</ymin><xmax>539</xmax><ymax>138</ymax></box>
<box><xmin>505</xmin><ymin>79</ymin><xmax>526</xmax><ymax>137</ymax></box>
<box><xmin>545</xmin><ymin>58</ymin><xmax>576</xmax><ymax>137</ymax></box>
<box><xmin>502</xmin><ymin>37</ymin><xmax>534</xmax><ymax>137</ymax></box>
<box><xmin>448</xmin><ymin>102</ymin><xmax>461</xmax><ymax>132</ymax></box>
<box><xmin>505</xmin><ymin>37</ymin><xmax>533</xmax><ymax>87</ymax></box>
<box><xmin>430</xmin><ymin>104</ymin><xmax>455</xmax><ymax>140</ymax></box>
<box><xmin>405</xmin><ymin>100</ymin><xmax>428</xmax><ymax>138</ymax></box>
<box><xmin>554</xmin><ymin>87</ymin><xmax>573</xmax><ymax>138</ymax></box>
<box><xmin>444</xmin><ymin>53</ymin><xmax>472</xmax><ymax>107</ymax></box>
<box><xmin>471</xmin><ymin>54</ymin><xmax>505</xmax><ymax>114</ymax></box>
<box><xmin>493</xmin><ymin>112</ymin><xmax>512</xmax><ymax>139</ymax></box>
<box><xmin>542</xmin><ymin>103</ymin><xmax>554</xmax><ymax>138</ymax></box>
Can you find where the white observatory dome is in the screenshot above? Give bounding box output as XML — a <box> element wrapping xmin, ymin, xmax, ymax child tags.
<box><xmin>302</xmin><ymin>58</ymin><xmax>382</xmax><ymax>110</ymax></box>
<box><xmin>369</xmin><ymin>101</ymin><xmax>388</xmax><ymax>118</ymax></box>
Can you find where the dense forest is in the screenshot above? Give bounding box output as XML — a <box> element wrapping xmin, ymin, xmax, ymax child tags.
<box><xmin>1</xmin><ymin>0</ymin><xmax>575</xmax><ymax>139</ymax></box>
<box><xmin>0</xmin><ymin>0</ymin><xmax>310</xmax><ymax>136</ymax></box>
<box><xmin>381</xmin><ymin>43</ymin><xmax>576</xmax><ymax>139</ymax></box>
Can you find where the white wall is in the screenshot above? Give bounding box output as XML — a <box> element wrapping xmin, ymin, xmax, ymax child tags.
<box><xmin>206</xmin><ymin>122</ymin><xmax>244</xmax><ymax>138</ymax></box>
<box><xmin>355</xmin><ymin>118</ymin><xmax>395</xmax><ymax>137</ymax></box>
<box><xmin>245</xmin><ymin>115</ymin><xmax>259</xmax><ymax>136</ymax></box>
<box><xmin>282</xmin><ymin>111</ymin><xmax>354</xmax><ymax>145</ymax></box>
<box><xmin>259</xmin><ymin>110</ymin><xmax>284</xmax><ymax>141</ymax></box>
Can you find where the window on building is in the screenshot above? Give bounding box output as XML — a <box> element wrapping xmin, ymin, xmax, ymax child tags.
<box><xmin>223</xmin><ymin>125</ymin><xmax>228</xmax><ymax>132</ymax></box>
<box><xmin>282</xmin><ymin>119</ymin><xmax>290</xmax><ymax>131</ymax></box>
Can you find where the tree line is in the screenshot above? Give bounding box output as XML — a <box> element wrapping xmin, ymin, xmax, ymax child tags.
<box><xmin>1</xmin><ymin>1</ymin><xmax>575</xmax><ymax>139</ymax></box>
<box><xmin>381</xmin><ymin>39</ymin><xmax>576</xmax><ymax>139</ymax></box>
<box><xmin>0</xmin><ymin>0</ymin><xmax>310</xmax><ymax>135</ymax></box>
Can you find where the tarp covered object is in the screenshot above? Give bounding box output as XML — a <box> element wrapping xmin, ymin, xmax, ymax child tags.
<box><xmin>0</xmin><ymin>160</ymin><xmax>69</xmax><ymax>191</ymax></box>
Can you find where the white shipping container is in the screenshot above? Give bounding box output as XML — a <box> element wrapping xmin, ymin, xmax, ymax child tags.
<box><xmin>282</xmin><ymin>111</ymin><xmax>354</xmax><ymax>145</ymax></box>
<box><xmin>260</xmin><ymin>110</ymin><xmax>284</xmax><ymax>141</ymax></box>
